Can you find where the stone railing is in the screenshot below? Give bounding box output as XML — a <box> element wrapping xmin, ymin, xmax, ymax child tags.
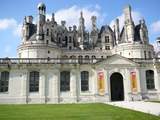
<box><xmin>0</xmin><ymin>58</ymin><xmax>103</xmax><ymax>64</ymax></box>
<box><xmin>0</xmin><ymin>57</ymin><xmax>160</xmax><ymax>65</ymax></box>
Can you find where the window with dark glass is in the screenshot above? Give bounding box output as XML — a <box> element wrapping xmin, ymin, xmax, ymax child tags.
<box><xmin>69</xmin><ymin>36</ymin><xmax>72</xmax><ymax>43</ymax></box>
<box><xmin>146</xmin><ymin>70</ymin><xmax>155</xmax><ymax>90</ymax></box>
<box><xmin>29</xmin><ymin>71</ymin><xmax>39</xmax><ymax>92</ymax></box>
<box><xmin>85</xmin><ymin>55</ymin><xmax>89</xmax><ymax>60</ymax></box>
<box><xmin>58</xmin><ymin>37</ymin><xmax>61</xmax><ymax>43</ymax></box>
<box><xmin>81</xmin><ymin>71</ymin><xmax>89</xmax><ymax>91</ymax></box>
<box><xmin>78</xmin><ymin>56</ymin><xmax>83</xmax><ymax>63</ymax></box>
<box><xmin>105</xmin><ymin>46</ymin><xmax>110</xmax><ymax>50</ymax></box>
<box><xmin>46</xmin><ymin>29</ymin><xmax>49</xmax><ymax>36</ymax></box>
<box><xmin>144</xmin><ymin>51</ymin><xmax>147</xmax><ymax>59</ymax></box>
<box><xmin>148</xmin><ymin>51</ymin><xmax>152</xmax><ymax>58</ymax></box>
<box><xmin>92</xmin><ymin>55</ymin><xmax>96</xmax><ymax>59</ymax></box>
<box><xmin>65</xmin><ymin>36</ymin><xmax>68</xmax><ymax>46</ymax></box>
<box><xmin>46</xmin><ymin>40</ymin><xmax>49</xmax><ymax>44</ymax></box>
<box><xmin>105</xmin><ymin>36</ymin><xmax>109</xmax><ymax>43</ymax></box>
<box><xmin>0</xmin><ymin>71</ymin><xmax>9</xmax><ymax>92</ymax></box>
<box><xmin>60</xmin><ymin>71</ymin><xmax>70</xmax><ymax>91</ymax></box>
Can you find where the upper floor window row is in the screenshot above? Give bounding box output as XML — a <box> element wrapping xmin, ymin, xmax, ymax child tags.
<box><xmin>0</xmin><ymin>71</ymin><xmax>9</xmax><ymax>93</ymax></box>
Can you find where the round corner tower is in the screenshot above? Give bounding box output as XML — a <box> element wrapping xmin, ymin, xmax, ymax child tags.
<box><xmin>17</xmin><ymin>3</ymin><xmax>61</xmax><ymax>58</ymax></box>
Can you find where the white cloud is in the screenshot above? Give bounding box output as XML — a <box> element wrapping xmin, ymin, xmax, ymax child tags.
<box><xmin>13</xmin><ymin>24</ymin><xmax>22</xmax><ymax>37</ymax></box>
<box><xmin>4</xmin><ymin>45</ymin><xmax>11</xmax><ymax>53</ymax></box>
<box><xmin>46</xmin><ymin>5</ymin><xmax>106</xmax><ymax>30</ymax></box>
<box><xmin>150</xmin><ymin>20</ymin><xmax>160</xmax><ymax>34</ymax></box>
<box><xmin>0</xmin><ymin>18</ymin><xmax>21</xmax><ymax>37</ymax></box>
<box><xmin>110</xmin><ymin>11</ymin><xmax>143</xmax><ymax>30</ymax></box>
<box><xmin>0</xmin><ymin>19</ymin><xmax>17</xmax><ymax>30</ymax></box>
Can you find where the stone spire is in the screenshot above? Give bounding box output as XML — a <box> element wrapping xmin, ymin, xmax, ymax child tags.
<box><xmin>123</xmin><ymin>5</ymin><xmax>135</xmax><ymax>43</ymax></box>
<box><xmin>78</xmin><ymin>11</ymin><xmax>85</xmax><ymax>49</ymax></box>
<box><xmin>91</xmin><ymin>16</ymin><xmax>97</xmax><ymax>31</ymax></box>
<box><xmin>139</xmin><ymin>19</ymin><xmax>149</xmax><ymax>44</ymax></box>
<box><xmin>36</xmin><ymin>2</ymin><xmax>46</xmax><ymax>41</ymax></box>
<box><xmin>52</xmin><ymin>13</ymin><xmax>55</xmax><ymax>22</ymax></box>
<box><xmin>114</xmin><ymin>18</ymin><xmax>120</xmax><ymax>44</ymax></box>
<box><xmin>79</xmin><ymin>11</ymin><xmax>85</xmax><ymax>32</ymax></box>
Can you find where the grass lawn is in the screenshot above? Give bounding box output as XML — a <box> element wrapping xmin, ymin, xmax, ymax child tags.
<box><xmin>146</xmin><ymin>101</ymin><xmax>160</xmax><ymax>103</ymax></box>
<box><xmin>0</xmin><ymin>103</ymin><xmax>159</xmax><ymax>120</ymax></box>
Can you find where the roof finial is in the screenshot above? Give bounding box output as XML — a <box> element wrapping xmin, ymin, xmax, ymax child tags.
<box><xmin>80</xmin><ymin>11</ymin><xmax>83</xmax><ymax>17</ymax></box>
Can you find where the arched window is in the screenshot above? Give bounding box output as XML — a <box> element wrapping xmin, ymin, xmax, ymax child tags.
<box><xmin>29</xmin><ymin>71</ymin><xmax>39</xmax><ymax>92</ymax></box>
<box><xmin>0</xmin><ymin>71</ymin><xmax>9</xmax><ymax>92</ymax></box>
<box><xmin>92</xmin><ymin>55</ymin><xmax>96</xmax><ymax>59</ymax></box>
<box><xmin>78</xmin><ymin>56</ymin><xmax>83</xmax><ymax>63</ymax></box>
<box><xmin>81</xmin><ymin>71</ymin><xmax>89</xmax><ymax>91</ymax></box>
<box><xmin>85</xmin><ymin>55</ymin><xmax>89</xmax><ymax>60</ymax></box>
<box><xmin>62</xmin><ymin>55</ymin><xmax>68</xmax><ymax>59</ymax></box>
<box><xmin>146</xmin><ymin>70</ymin><xmax>155</xmax><ymax>90</ymax></box>
<box><xmin>60</xmin><ymin>71</ymin><xmax>70</xmax><ymax>91</ymax></box>
<box><xmin>70</xmin><ymin>55</ymin><xmax>76</xmax><ymax>59</ymax></box>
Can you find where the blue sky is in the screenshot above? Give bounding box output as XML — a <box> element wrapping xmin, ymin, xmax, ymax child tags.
<box><xmin>0</xmin><ymin>0</ymin><xmax>160</xmax><ymax>57</ymax></box>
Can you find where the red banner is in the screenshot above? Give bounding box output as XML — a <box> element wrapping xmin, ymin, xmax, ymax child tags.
<box><xmin>130</xmin><ymin>71</ymin><xmax>137</xmax><ymax>92</ymax></box>
<box><xmin>98</xmin><ymin>71</ymin><xmax>105</xmax><ymax>95</ymax></box>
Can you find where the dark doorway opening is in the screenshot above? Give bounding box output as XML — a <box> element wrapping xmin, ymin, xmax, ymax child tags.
<box><xmin>110</xmin><ymin>72</ymin><xmax>124</xmax><ymax>101</ymax></box>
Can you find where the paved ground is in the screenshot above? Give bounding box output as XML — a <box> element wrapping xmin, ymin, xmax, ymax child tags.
<box><xmin>105</xmin><ymin>101</ymin><xmax>160</xmax><ymax>116</ymax></box>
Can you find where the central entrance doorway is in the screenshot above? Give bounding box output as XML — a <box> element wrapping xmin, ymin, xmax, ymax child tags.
<box><xmin>110</xmin><ymin>72</ymin><xmax>124</xmax><ymax>101</ymax></box>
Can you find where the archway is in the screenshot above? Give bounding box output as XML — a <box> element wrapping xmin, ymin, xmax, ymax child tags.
<box><xmin>110</xmin><ymin>72</ymin><xmax>124</xmax><ymax>101</ymax></box>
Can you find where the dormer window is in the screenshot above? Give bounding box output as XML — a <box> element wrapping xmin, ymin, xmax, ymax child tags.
<box><xmin>105</xmin><ymin>46</ymin><xmax>110</xmax><ymax>50</ymax></box>
<box><xmin>105</xmin><ymin>36</ymin><xmax>109</xmax><ymax>43</ymax></box>
<box><xmin>46</xmin><ymin>29</ymin><xmax>49</xmax><ymax>36</ymax></box>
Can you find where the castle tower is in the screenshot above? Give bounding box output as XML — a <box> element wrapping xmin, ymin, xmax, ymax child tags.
<box><xmin>139</xmin><ymin>19</ymin><xmax>149</xmax><ymax>44</ymax></box>
<box><xmin>91</xmin><ymin>16</ymin><xmax>97</xmax><ymax>31</ymax></box>
<box><xmin>22</xmin><ymin>16</ymin><xmax>33</xmax><ymax>42</ymax></box>
<box><xmin>114</xmin><ymin>18</ymin><xmax>120</xmax><ymax>45</ymax></box>
<box><xmin>22</xmin><ymin>17</ymin><xmax>29</xmax><ymax>42</ymax></box>
<box><xmin>36</xmin><ymin>2</ymin><xmax>46</xmax><ymax>41</ymax></box>
<box><xmin>124</xmin><ymin>5</ymin><xmax>135</xmax><ymax>43</ymax></box>
<box><xmin>52</xmin><ymin>13</ymin><xmax>55</xmax><ymax>22</ymax></box>
<box><xmin>90</xmin><ymin>16</ymin><xmax>98</xmax><ymax>47</ymax></box>
<box><xmin>78</xmin><ymin>11</ymin><xmax>85</xmax><ymax>49</ymax></box>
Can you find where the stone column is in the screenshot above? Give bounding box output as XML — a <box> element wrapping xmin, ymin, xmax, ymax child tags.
<box><xmin>154</xmin><ymin>66</ymin><xmax>160</xmax><ymax>91</ymax></box>
<box><xmin>135</xmin><ymin>68</ymin><xmax>141</xmax><ymax>93</ymax></box>
<box><xmin>39</xmin><ymin>70</ymin><xmax>46</xmax><ymax>103</ymax></box>
<box><xmin>21</xmin><ymin>70</ymin><xmax>28</xmax><ymax>103</ymax></box>
<box><xmin>76</xmin><ymin>65</ymin><xmax>80</xmax><ymax>102</ymax></box>
<box><xmin>52</xmin><ymin>69</ymin><xmax>60</xmax><ymax>103</ymax></box>
<box><xmin>70</xmin><ymin>69</ymin><xmax>77</xmax><ymax>102</ymax></box>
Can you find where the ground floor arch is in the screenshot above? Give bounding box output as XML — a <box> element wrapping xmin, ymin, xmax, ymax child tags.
<box><xmin>110</xmin><ymin>72</ymin><xmax>124</xmax><ymax>101</ymax></box>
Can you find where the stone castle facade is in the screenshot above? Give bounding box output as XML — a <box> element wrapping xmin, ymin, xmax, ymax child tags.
<box><xmin>0</xmin><ymin>3</ymin><xmax>160</xmax><ymax>104</ymax></box>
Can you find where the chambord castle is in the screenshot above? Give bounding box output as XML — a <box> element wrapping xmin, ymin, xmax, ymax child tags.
<box><xmin>0</xmin><ymin>3</ymin><xmax>160</xmax><ymax>103</ymax></box>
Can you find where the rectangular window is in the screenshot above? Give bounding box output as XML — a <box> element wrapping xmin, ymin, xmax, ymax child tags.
<box><xmin>29</xmin><ymin>71</ymin><xmax>39</xmax><ymax>92</ymax></box>
<box><xmin>144</xmin><ymin>51</ymin><xmax>147</xmax><ymax>59</ymax></box>
<box><xmin>46</xmin><ymin>29</ymin><xmax>49</xmax><ymax>36</ymax></box>
<box><xmin>0</xmin><ymin>71</ymin><xmax>9</xmax><ymax>92</ymax></box>
<box><xmin>81</xmin><ymin>71</ymin><xmax>89</xmax><ymax>91</ymax></box>
<box><xmin>148</xmin><ymin>51</ymin><xmax>152</xmax><ymax>58</ymax></box>
<box><xmin>146</xmin><ymin>70</ymin><xmax>155</xmax><ymax>89</ymax></box>
<box><xmin>105</xmin><ymin>46</ymin><xmax>110</xmax><ymax>50</ymax></box>
<box><xmin>69</xmin><ymin>36</ymin><xmax>72</xmax><ymax>43</ymax></box>
<box><xmin>60</xmin><ymin>71</ymin><xmax>70</xmax><ymax>92</ymax></box>
<box><xmin>105</xmin><ymin>36</ymin><xmax>109</xmax><ymax>43</ymax></box>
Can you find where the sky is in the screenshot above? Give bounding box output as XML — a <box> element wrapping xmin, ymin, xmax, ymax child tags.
<box><xmin>0</xmin><ymin>0</ymin><xmax>160</xmax><ymax>57</ymax></box>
